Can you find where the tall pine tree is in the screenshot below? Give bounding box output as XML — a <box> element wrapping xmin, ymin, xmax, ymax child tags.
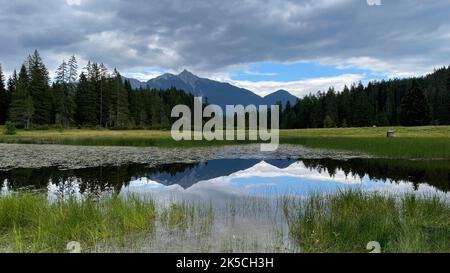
<box><xmin>0</xmin><ymin>64</ymin><xmax>8</xmax><ymax>124</ymax></box>
<box><xmin>111</xmin><ymin>69</ymin><xmax>130</xmax><ymax>127</ymax></box>
<box><xmin>28</xmin><ymin>50</ymin><xmax>51</xmax><ymax>125</ymax></box>
<box><xmin>6</xmin><ymin>70</ymin><xmax>18</xmax><ymax>124</ymax></box>
<box><xmin>7</xmin><ymin>70</ymin><xmax>17</xmax><ymax>94</ymax></box>
<box><xmin>9</xmin><ymin>65</ymin><xmax>34</xmax><ymax>129</ymax></box>
<box><xmin>400</xmin><ymin>80</ymin><xmax>431</xmax><ymax>126</ymax></box>
<box><xmin>323</xmin><ymin>87</ymin><xmax>338</xmax><ymax>126</ymax></box>
<box><xmin>54</xmin><ymin>59</ymin><xmax>76</xmax><ymax>128</ymax></box>
<box><xmin>445</xmin><ymin>67</ymin><xmax>450</xmax><ymax>124</ymax></box>
<box><xmin>351</xmin><ymin>83</ymin><xmax>372</xmax><ymax>127</ymax></box>
<box><xmin>99</xmin><ymin>63</ymin><xmax>109</xmax><ymax>127</ymax></box>
<box><xmin>68</xmin><ymin>55</ymin><xmax>78</xmax><ymax>85</ymax></box>
<box><xmin>75</xmin><ymin>72</ymin><xmax>97</xmax><ymax>126</ymax></box>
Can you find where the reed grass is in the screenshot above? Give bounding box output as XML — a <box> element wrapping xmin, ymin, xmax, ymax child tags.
<box><xmin>0</xmin><ymin>191</ymin><xmax>448</xmax><ymax>253</ymax></box>
<box><xmin>0</xmin><ymin>194</ymin><xmax>218</xmax><ymax>253</ymax></box>
<box><xmin>0</xmin><ymin>194</ymin><xmax>157</xmax><ymax>252</ymax></box>
<box><xmin>286</xmin><ymin>191</ymin><xmax>450</xmax><ymax>253</ymax></box>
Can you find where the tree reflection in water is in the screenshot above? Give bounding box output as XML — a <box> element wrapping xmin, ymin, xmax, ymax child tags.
<box><xmin>0</xmin><ymin>158</ymin><xmax>448</xmax><ymax>197</ymax></box>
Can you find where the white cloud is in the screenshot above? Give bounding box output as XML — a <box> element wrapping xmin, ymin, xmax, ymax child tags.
<box><xmin>1</xmin><ymin>0</ymin><xmax>449</xmax><ymax>84</ymax></box>
<box><xmin>367</xmin><ymin>0</ymin><xmax>381</xmax><ymax>6</ymax></box>
<box><xmin>319</xmin><ymin>56</ymin><xmax>445</xmax><ymax>78</ymax></box>
<box><xmin>242</xmin><ymin>70</ymin><xmax>277</xmax><ymax>77</ymax></box>
<box><xmin>122</xmin><ymin>71</ymin><xmax>163</xmax><ymax>82</ymax></box>
<box><xmin>66</xmin><ymin>0</ymin><xmax>81</xmax><ymax>6</ymax></box>
<box><xmin>228</xmin><ymin>74</ymin><xmax>366</xmax><ymax>97</ymax></box>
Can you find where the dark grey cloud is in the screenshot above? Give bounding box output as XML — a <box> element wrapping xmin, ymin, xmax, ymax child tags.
<box><xmin>0</xmin><ymin>0</ymin><xmax>449</xmax><ymax>77</ymax></box>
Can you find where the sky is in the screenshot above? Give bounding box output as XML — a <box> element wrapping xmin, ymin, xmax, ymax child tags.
<box><xmin>0</xmin><ymin>0</ymin><xmax>449</xmax><ymax>97</ymax></box>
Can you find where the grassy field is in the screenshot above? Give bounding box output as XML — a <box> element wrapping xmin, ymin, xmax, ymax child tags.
<box><xmin>286</xmin><ymin>191</ymin><xmax>450</xmax><ymax>253</ymax></box>
<box><xmin>281</xmin><ymin>126</ymin><xmax>450</xmax><ymax>159</ymax></box>
<box><xmin>0</xmin><ymin>192</ymin><xmax>448</xmax><ymax>253</ymax></box>
<box><xmin>0</xmin><ymin>127</ymin><xmax>248</xmax><ymax>147</ymax></box>
<box><xmin>1</xmin><ymin>126</ymin><xmax>450</xmax><ymax>158</ymax></box>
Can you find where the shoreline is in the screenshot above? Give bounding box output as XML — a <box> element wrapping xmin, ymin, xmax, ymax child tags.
<box><xmin>0</xmin><ymin>143</ymin><xmax>366</xmax><ymax>170</ymax></box>
<box><xmin>1</xmin><ymin>126</ymin><xmax>449</xmax><ymax>159</ymax></box>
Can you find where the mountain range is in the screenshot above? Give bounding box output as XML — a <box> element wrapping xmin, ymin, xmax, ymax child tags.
<box><xmin>124</xmin><ymin>70</ymin><xmax>299</xmax><ymax>108</ymax></box>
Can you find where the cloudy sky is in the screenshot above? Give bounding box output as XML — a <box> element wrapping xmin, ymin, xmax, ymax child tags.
<box><xmin>0</xmin><ymin>0</ymin><xmax>449</xmax><ymax>97</ymax></box>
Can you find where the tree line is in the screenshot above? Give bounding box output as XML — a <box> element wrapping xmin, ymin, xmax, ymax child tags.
<box><xmin>0</xmin><ymin>50</ymin><xmax>194</xmax><ymax>129</ymax></box>
<box><xmin>280</xmin><ymin>67</ymin><xmax>450</xmax><ymax>128</ymax></box>
<box><xmin>1</xmin><ymin>50</ymin><xmax>449</xmax><ymax>130</ymax></box>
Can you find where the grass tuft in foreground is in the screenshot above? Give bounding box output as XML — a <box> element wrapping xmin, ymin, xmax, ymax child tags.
<box><xmin>286</xmin><ymin>191</ymin><xmax>450</xmax><ymax>253</ymax></box>
<box><xmin>0</xmin><ymin>194</ymin><xmax>156</xmax><ymax>252</ymax></box>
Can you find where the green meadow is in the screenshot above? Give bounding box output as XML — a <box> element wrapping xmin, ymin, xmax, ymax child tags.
<box><xmin>1</xmin><ymin>126</ymin><xmax>450</xmax><ymax>159</ymax></box>
<box><xmin>282</xmin><ymin>126</ymin><xmax>450</xmax><ymax>159</ymax></box>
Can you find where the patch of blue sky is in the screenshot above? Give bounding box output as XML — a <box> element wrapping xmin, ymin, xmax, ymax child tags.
<box><xmin>231</xmin><ymin>61</ymin><xmax>386</xmax><ymax>83</ymax></box>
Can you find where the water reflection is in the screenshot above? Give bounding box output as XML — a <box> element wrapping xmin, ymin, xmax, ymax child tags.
<box><xmin>1</xmin><ymin>158</ymin><xmax>449</xmax><ymax>198</ymax></box>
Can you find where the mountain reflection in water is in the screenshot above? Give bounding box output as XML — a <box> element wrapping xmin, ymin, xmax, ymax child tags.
<box><xmin>1</xmin><ymin>158</ymin><xmax>449</xmax><ymax>198</ymax></box>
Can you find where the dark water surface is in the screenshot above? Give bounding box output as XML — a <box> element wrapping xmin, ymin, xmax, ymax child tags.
<box><xmin>1</xmin><ymin>158</ymin><xmax>449</xmax><ymax>198</ymax></box>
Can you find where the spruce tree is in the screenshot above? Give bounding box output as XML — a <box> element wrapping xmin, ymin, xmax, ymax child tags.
<box><xmin>150</xmin><ymin>94</ymin><xmax>162</xmax><ymax>128</ymax></box>
<box><xmin>351</xmin><ymin>84</ymin><xmax>372</xmax><ymax>127</ymax></box>
<box><xmin>111</xmin><ymin>69</ymin><xmax>130</xmax><ymax>127</ymax></box>
<box><xmin>68</xmin><ymin>56</ymin><xmax>78</xmax><ymax>85</ymax></box>
<box><xmin>7</xmin><ymin>70</ymin><xmax>17</xmax><ymax>94</ymax></box>
<box><xmin>324</xmin><ymin>88</ymin><xmax>338</xmax><ymax>124</ymax></box>
<box><xmin>400</xmin><ymin>81</ymin><xmax>431</xmax><ymax>126</ymax></box>
<box><xmin>6</xmin><ymin>70</ymin><xmax>17</xmax><ymax>124</ymax></box>
<box><xmin>56</xmin><ymin>60</ymin><xmax>69</xmax><ymax>83</ymax></box>
<box><xmin>99</xmin><ymin>63</ymin><xmax>109</xmax><ymax>126</ymax></box>
<box><xmin>281</xmin><ymin>101</ymin><xmax>296</xmax><ymax>129</ymax></box>
<box><xmin>9</xmin><ymin>65</ymin><xmax>34</xmax><ymax>129</ymax></box>
<box><xmin>28</xmin><ymin>50</ymin><xmax>51</xmax><ymax>125</ymax></box>
<box><xmin>337</xmin><ymin>85</ymin><xmax>351</xmax><ymax>127</ymax></box>
<box><xmin>323</xmin><ymin>115</ymin><xmax>336</xmax><ymax>128</ymax></box>
<box><xmin>75</xmin><ymin>72</ymin><xmax>97</xmax><ymax>126</ymax></box>
<box><xmin>124</xmin><ymin>79</ymin><xmax>136</xmax><ymax>126</ymax></box>
<box><xmin>0</xmin><ymin>64</ymin><xmax>8</xmax><ymax>124</ymax></box>
<box><xmin>446</xmin><ymin>67</ymin><xmax>450</xmax><ymax>124</ymax></box>
<box><xmin>54</xmin><ymin>60</ymin><xmax>75</xmax><ymax>128</ymax></box>
<box><xmin>82</xmin><ymin>62</ymin><xmax>105</xmax><ymax>126</ymax></box>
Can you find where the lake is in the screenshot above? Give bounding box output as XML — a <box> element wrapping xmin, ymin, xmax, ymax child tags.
<box><xmin>1</xmin><ymin>158</ymin><xmax>449</xmax><ymax>199</ymax></box>
<box><xmin>1</xmin><ymin>146</ymin><xmax>449</xmax><ymax>252</ymax></box>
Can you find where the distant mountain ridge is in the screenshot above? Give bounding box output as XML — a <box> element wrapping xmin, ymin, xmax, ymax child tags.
<box><xmin>124</xmin><ymin>70</ymin><xmax>298</xmax><ymax>108</ymax></box>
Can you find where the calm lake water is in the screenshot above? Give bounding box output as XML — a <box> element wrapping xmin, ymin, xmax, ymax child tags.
<box><xmin>1</xmin><ymin>158</ymin><xmax>449</xmax><ymax>199</ymax></box>
<box><xmin>1</xmin><ymin>156</ymin><xmax>449</xmax><ymax>252</ymax></box>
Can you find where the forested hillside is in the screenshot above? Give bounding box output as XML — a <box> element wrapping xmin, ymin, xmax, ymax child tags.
<box><xmin>0</xmin><ymin>50</ymin><xmax>194</xmax><ymax>129</ymax></box>
<box><xmin>281</xmin><ymin>67</ymin><xmax>450</xmax><ymax>128</ymax></box>
<box><xmin>0</xmin><ymin>50</ymin><xmax>449</xmax><ymax>129</ymax></box>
